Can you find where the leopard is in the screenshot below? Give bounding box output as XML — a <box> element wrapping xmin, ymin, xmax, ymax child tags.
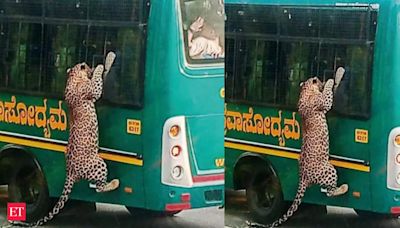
<box><xmin>248</xmin><ymin>67</ymin><xmax>348</xmax><ymax>228</ymax></box>
<box><xmin>13</xmin><ymin>52</ymin><xmax>120</xmax><ymax>227</ymax></box>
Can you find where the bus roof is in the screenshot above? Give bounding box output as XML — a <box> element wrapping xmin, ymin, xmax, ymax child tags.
<box><xmin>225</xmin><ymin>0</ymin><xmax>382</xmax><ymax>6</ymax></box>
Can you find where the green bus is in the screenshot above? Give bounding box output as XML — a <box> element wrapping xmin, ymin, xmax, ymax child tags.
<box><xmin>0</xmin><ymin>0</ymin><xmax>224</xmax><ymax>222</ymax></box>
<box><xmin>225</xmin><ymin>0</ymin><xmax>400</xmax><ymax>223</ymax></box>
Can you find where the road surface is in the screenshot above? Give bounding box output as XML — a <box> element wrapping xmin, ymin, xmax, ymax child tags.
<box><xmin>225</xmin><ymin>189</ymin><xmax>400</xmax><ymax>228</ymax></box>
<box><xmin>0</xmin><ymin>185</ymin><xmax>223</xmax><ymax>227</ymax></box>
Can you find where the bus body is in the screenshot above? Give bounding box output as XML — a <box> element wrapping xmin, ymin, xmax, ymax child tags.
<box><xmin>0</xmin><ymin>0</ymin><xmax>224</xmax><ymax>221</ymax></box>
<box><xmin>225</xmin><ymin>0</ymin><xmax>400</xmax><ymax>219</ymax></box>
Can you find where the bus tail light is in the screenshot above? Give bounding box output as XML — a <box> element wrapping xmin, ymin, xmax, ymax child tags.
<box><xmin>395</xmin><ymin>135</ymin><xmax>400</xmax><ymax>146</ymax></box>
<box><xmin>387</xmin><ymin>128</ymin><xmax>400</xmax><ymax>191</ymax></box>
<box><xmin>181</xmin><ymin>193</ymin><xmax>191</xmax><ymax>202</ymax></box>
<box><xmin>165</xmin><ymin>193</ymin><xmax>192</xmax><ymax>211</ymax></box>
<box><xmin>391</xmin><ymin>206</ymin><xmax>400</xmax><ymax>215</ymax></box>
<box><xmin>161</xmin><ymin>116</ymin><xmax>193</xmax><ymax>187</ymax></box>
<box><xmin>171</xmin><ymin>166</ymin><xmax>184</xmax><ymax>180</ymax></box>
<box><xmin>171</xmin><ymin>145</ymin><xmax>182</xmax><ymax>157</ymax></box>
<box><xmin>169</xmin><ymin>125</ymin><xmax>180</xmax><ymax>138</ymax></box>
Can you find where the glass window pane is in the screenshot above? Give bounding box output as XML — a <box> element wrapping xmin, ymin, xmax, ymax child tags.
<box><xmin>234</xmin><ymin>39</ymin><xmax>256</xmax><ymax>101</ymax></box>
<box><xmin>259</xmin><ymin>41</ymin><xmax>277</xmax><ymax>104</ymax></box>
<box><xmin>280</xmin><ymin>8</ymin><xmax>319</xmax><ymax>37</ymax></box>
<box><xmin>45</xmin><ymin>0</ymin><xmax>88</xmax><ymax>19</ymax></box>
<box><xmin>225</xmin><ymin>38</ymin><xmax>235</xmax><ymax>100</ymax></box>
<box><xmin>0</xmin><ymin>22</ymin><xmax>42</xmax><ymax>91</ymax></box>
<box><xmin>320</xmin><ymin>9</ymin><xmax>368</xmax><ymax>40</ymax></box>
<box><xmin>0</xmin><ymin>22</ymin><xmax>19</xmax><ymax>89</ymax></box>
<box><xmin>226</xmin><ymin>5</ymin><xmax>278</xmax><ymax>35</ymax></box>
<box><xmin>277</xmin><ymin>41</ymin><xmax>319</xmax><ymax>106</ymax></box>
<box><xmin>0</xmin><ymin>0</ymin><xmax>42</xmax><ymax>17</ymax></box>
<box><xmin>0</xmin><ymin>1</ymin><xmax>146</xmax><ymax>106</ymax></box>
<box><xmin>233</xmin><ymin>39</ymin><xmax>278</xmax><ymax>104</ymax></box>
<box><xmin>24</xmin><ymin>23</ymin><xmax>42</xmax><ymax>91</ymax></box>
<box><xmin>89</xmin><ymin>0</ymin><xmax>140</xmax><ymax>22</ymax></box>
<box><xmin>369</xmin><ymin>11</ymin><xmax>378</xmax><ymax>41</ymax></box>
<box><xmin>327</xmin><ymin>44</ymin><xmax>370</xmax><ymax>117</ymax></box>
<box><xmin>42</xmin><ymin>24</ymin><xmax>88</xmax><ymax>95</ymax></box>
<box><xmin>226</xmin><ymin>5</ymin><xmax>376</xmax><ymax>119</ymax></box>
<box><xmin>181</xmin><ymin>0</ymin><xmax>225</xmax><ymax>63</ymax></box>
<box><xmin>88</xmin><ymin>26</ymin><xmax>143</xmax><ymax>106</ymax></box>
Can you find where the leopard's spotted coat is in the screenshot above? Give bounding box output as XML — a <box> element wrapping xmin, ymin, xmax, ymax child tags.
<box><xmin>25</xmin><ymin>53</ymin><xmax>118</xmax><ymax>227</ymax></box>
<box><xmin>249</xmin><ymin>68</ymin><xmax>348</xmax><ymax>228</ymax></box>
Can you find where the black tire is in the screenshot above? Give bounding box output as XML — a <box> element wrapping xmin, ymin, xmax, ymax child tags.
<box><xmin>126</xmin><ymin>207</ymin><xmax>181</xmax><ymax>217</ymax></box>
<box><xmin>246</xmin><ymin>164</ymin><xmax>287</xmax><ymax>224</ymax></box>
<box><xmin>8</xmin><ymin>162</ymin><xmax>51</xmax><ymax>223</ymax></box>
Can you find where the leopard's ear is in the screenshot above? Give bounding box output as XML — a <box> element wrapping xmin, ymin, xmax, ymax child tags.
<box><xmin>66</xmin><ymin>68</ymin><xmax>71</xmax><ymax>74</ymax></box>
<box><xmin>299</xmin><ymin>82</ymin><xmax>304</xmax><ymax>87</ymax></box>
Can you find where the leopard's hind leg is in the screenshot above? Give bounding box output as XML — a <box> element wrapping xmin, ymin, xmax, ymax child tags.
<box><xmin>318</xmin><ymin>163</ymin><xmax>348</xmax><ymax>197</ymax></box>
<box><xmin>87</xmin><ymin>157</ymin><xmax>120</xmax><ymax>193</ymax></box>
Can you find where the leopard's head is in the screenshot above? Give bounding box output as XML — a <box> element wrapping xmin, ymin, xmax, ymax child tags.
<box><xmin>300</xmin><ymin>77</ymin><xmax>323</xmax><ymax>94</ymax></box>
<box><xmin>67</xmin><ymin>62</ymin><xmax>93</xmax><ymax>82</ymax></box>
<box><xmin>298</xmin><ymin>77</ymin><xmax>323</xmax><ymax>114</ymax></box>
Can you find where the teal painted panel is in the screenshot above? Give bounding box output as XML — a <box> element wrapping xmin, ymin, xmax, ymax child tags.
<box><xmin>187</xmin><ymin>115</ymin><xmax>224</xmax><ymax>172</ymax></box>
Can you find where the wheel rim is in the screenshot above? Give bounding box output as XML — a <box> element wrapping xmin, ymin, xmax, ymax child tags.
<box><xmin>14</xmin><ymin>168</ymin><xmax>42</xmax><ymax>206</ymax></box>
<box><xmin>252</xmin><ymin>173</ymin><xmax>280</xmax><ymax>211</ymax></box>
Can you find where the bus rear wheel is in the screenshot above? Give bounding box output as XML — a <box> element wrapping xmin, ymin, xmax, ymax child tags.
<box><xmin>246</xmin><ymin>165</ymin><xmax>286</xmax><ymax>224</ymax></box>
<box><xmin>8</xmin><ymin>162</ymin><xmax>51</xmax><ymax>222</ymax></box>
<box><xmin>126</xmin><ymin>207</ymin><xmax>181</xmax><ymax>217</ymax></box>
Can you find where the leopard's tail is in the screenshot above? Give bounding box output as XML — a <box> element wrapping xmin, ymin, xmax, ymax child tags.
<box><xmin>29</xmin><ymin>174</ymin><xmax>75</xmax><ymax>227</ymax></box>
<box><xmin>270</xmin><ymin>180</ymin><xmax>307</xmax><ymax>227</ymax></box>
<box><xmin>247</xmin><ymin>179</ymin><xmax>308</xmax><ymax>228</ymax></box>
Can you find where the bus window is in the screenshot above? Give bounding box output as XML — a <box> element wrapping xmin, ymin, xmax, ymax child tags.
<box><xmin>45</xmin><ymin>0</ymin><xmax>140</xmax><ymax>21</ymax></box>
<box><xmin>225</xmin><ymin>5</ymin><xmax>278</xmax><ymax>35</ymax></box>
<box><xmin>226</xmin><ymin>5</ymin><xmax>376</xmax><ymax>119</ymax></box>
<box><xmin>89</xmin><ymin>0</ymin><xmax>140</xmax><ymax>22</ymax></box>
<box><xmin>88</xmin><ymin>27</ymin><xmax>144</xmax><ymax>107</ymax></box>
<box><xmin>280</xmin><ymin>8</ymin><xmax>319</xmax><ymax>37</ymax></box>
<box><xmin>0</xmin><ymin>0</ymin><xmax>42</xmax><ymax>16</ymax></box>
<box><xmin>0</xmin><ymin>0</ymin><xmax>146</xmax><ymax>108</ymax></box>
<box><xmin>225</xmin><ymin>38</ymin><xmax>235</xmax><ymax>99</ymax></box>
<box><xmin>319</xmin><ymin>44</ymin><xmax>371</xmax><ymax>116</ymax></box>
<box><xmin>45</xmin><ymin>0</ymin><xmax>88</xmax><ymax>19</ymax></box>
<box><xmin>232</xmin><ymin>39</ymin><xmax>278</xmax><ymax>104</ymax></box>
<box><xmin>0</xmin><ymin>22</ymin><xmax>42</xmax><ymax>91</ymax></box>
<box><xmin>277</xmin><ymin>41</ymin><xmax>319</xmax><ymax>107</ymax></box>
<box><xmin>42</xmin><ymin>24</ymin><xmax>88</xmax><ymax>94</ymax></box>
<box><xmin>319</xmin><ymin>9</ymin><xmax>368</xmax><ymax>40</ymax></box>
<box><xmin>180</xmin><ymin>0</ymin><xmax>225</xmax><ymax>63</ymax></box>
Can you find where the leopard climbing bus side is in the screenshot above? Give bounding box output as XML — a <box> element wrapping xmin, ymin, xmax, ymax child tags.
<box><xmin>225</xmin><ymin>0</ymin><xmax>400</xmax><ymax>224</ymax></box>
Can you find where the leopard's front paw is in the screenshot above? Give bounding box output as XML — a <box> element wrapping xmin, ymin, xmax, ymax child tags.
<box><xmin>95</xmin><ymin>64</ymin><xmax>104</xmax><ymax>72</ymax></box>
<box><xmin>325</xmin><ymin>79</ymin><xmax>334</xmax><ymax>90</ymax></box>
<box><xmin>104</xmin><ymin>52</ymin><xmax>116</xmax><ymax>76</ymax></box>
<box><xmin>334</xmin><ymin>67</ymin><xmax>345</xmax><ymax>89</ymax></box>
<box><xmin>93</xmin><ymin>64</ymin><xmax>104</xmax><ymax>78</ymax></box>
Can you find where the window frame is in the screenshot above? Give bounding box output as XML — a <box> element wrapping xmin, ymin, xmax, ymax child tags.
<box><xmin>0</xmin><ymin>0</ymin><xmax>150</xmax><ymax>109</ymax></box>
<box><xmin>225</xmin><ymin>4</ymin><xmax>377</xmax><ymax>120</ymax></box>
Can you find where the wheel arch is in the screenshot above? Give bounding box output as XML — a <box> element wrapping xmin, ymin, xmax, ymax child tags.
<box><xmin>233</xmin><ymin>152</ymin><xmax>278</xmax><ymax>190</ymax></box>
<box><xmin>1</xmin><ymin>144</ymin><xmax>55</xmax><ymax>222</ymax></box>
<box><xmin>0</xmin><ymin>145</ymin><xmax>43</xmax><ymax>184</ymax></box>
